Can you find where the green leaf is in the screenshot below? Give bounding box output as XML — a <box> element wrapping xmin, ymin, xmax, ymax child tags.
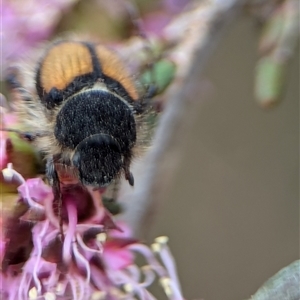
<box><xmin>254</xmin><ymin>56</ymin><xmax>286</xmax><ymax>108</ymax></box>
<box><xmin>249</xmin><ymin>260</ymin><xmax>300</xmax><ymax>300</ymax></box>
<box><xmin>140</xmin><ymin>59</ymin><xmax>176</xmax><ymax>95</ymax></box>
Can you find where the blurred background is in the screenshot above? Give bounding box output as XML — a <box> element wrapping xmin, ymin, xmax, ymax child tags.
<box><xmin>1</xmin><ymin>0</ymin><xmax>299</xmax><ymax>299</ymax></box>
<box><xmin>149</xmin><ymin>16</ymin><xmax>299</xmax><ymax>300</ymax></box>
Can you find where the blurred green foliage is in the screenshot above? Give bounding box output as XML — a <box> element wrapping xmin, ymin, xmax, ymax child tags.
<box><xmin>140</xmin><ymin>59</ymin><xmax>176</xmax><ymax>95</ymax></box>
<box><xmin>255</xmin><ymin>0</ymin><xmax>299</xmax><ymax>108</ymax></box>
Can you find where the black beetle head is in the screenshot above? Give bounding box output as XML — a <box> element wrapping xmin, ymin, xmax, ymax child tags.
<box><xmin>72</xmin><ymin>134</ymin><xmax>122</xmax><ymax>187</ymax></box>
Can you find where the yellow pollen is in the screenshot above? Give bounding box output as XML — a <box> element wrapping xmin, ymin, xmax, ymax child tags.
<box><xmin>154</xmin><ymin>236</ymin><xmax>169</xmax><ymax>245</ymax></box>
<box><xmin>44</xmin><ymin>292</ymin><xmax>56</xmax><ymax>300</ymax></box>
<box><xmin>2</xmin><ymin>163</ymin><xmax>14</xmax><ymax>181</ymax></box>
<box><xmin>151</xmin><ymin>242</ymin><xmax>161</xmax><ymax>253</ymax></box>
<box><xmin>160</xmin><ymin>277</ymin><xmax>173</xmax><ymax>297</ymax></box>
<box><xmin>90</xmin><ymin>291</ymin><xmax>107</xmax><ymax>300</ymax></box>
<box><xmin>123</xmin><ymin>283</ymin><xmax>134</xmax><ymax>293</ymax></box>
<box><xmin>28</xmin><ymin>287</ymin><xmax>38</xmax><ymax>299</ymax></box>
<box><xmin>56</xmin><ymin>283</ymin><xmax>64</xmax><ymax>293</ymax></box>
<box><xmin>96</xmin><ymin>232</ymin><xmax>107</xmax><ymax>243</ymax></box>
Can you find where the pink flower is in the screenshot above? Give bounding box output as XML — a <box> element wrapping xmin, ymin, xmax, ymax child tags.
<box><xmin>18</xmin><ymin>178</ymin><xmax>52</xmax><ymax>204</ymax></box>
<box><xmin>1</xmin><ymin>0</ymin><xmax>78</xmax><ymax>77</ymax></box>
<box><xmin>102</xmin><ymin>224</ymin><xmax>135</xmax><ymax>271</ymax></box>
<box><xmin>1</xmin><ymin>166</ymin><xmax>185</xmax><ymax>300</ymax></box>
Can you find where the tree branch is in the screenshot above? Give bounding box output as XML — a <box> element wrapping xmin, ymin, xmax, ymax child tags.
<box><xmin>118</xmin><ymin>0</ymin><xmax>247</xmax><ymax>237</ymax></box>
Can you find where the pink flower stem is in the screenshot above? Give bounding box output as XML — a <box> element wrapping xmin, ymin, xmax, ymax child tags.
<box><xmin>7</xmin><ymin>275</ymin><xmax>19</xmax><ymax>300</ymax></box>
<box><xmin>107</xmin><ymin>268</ymin><xmax>144</xmax><ymax>298</ymax></box>
<box><xmin>76</xmin><ymin>233</ymin><xmax>103</xmax><ymax>256</ymax></box>
<box><xmin>159</xmin><ymin>246</ymin><xmax>183</xmax><ymax>297</ymax></box>
<box><xmin>43</xmin><ymin>228</ymin><xmax>59</xmax><ymax>245</ymax></box>
<box><xmin>66</xmin><ymin>274</ymin><xmax>79</xmax><ymax>300</ymax></box>
<box><xmin>4</xmin><ymin>166</ymin><xmax>45</xmax><ymax>211</ymax></box>
<box><xmin>32</xmin><ymin>219</ymin><xmax>50</xmax><ymax>294</ymax></box>
<box><xmin>90</xmin><ymin>265</ymin><xmax>110</xmax><ymax>294</ymax></box>
<box><xmin>72</xmin><ymin>240</ymin><xmax>91</xmax><ymax>285</ymax></box>
<box><xmin>42</xmin><ymin>266</ymin><xmax>58</xmax><ymax>291</ymax></box>
<box><xmin>125</xmin><ymin>264</ymin><xmax>141</xmax><ymax>283</ymax></box>
<box><xmin>18</xmin><ymin>273</ymin><xmax>31</xmax><ymax>300</ymax></box>
<box><xmin>127</xmin><ymin>244</ymin><xmax>167</xmax><ymax>277</ymax></box>
<box><xmin>62</xmin><ymin>199</ymin><xmax>77</xmax><ymax>263</ymax></box>
<box><xmin>138</xmin><ymin>266</ymin><xmax>156</xmax><ymax>288</ymax></box>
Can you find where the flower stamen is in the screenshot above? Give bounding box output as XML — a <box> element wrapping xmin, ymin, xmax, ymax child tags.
<box><xmin>62</xmin><ymin>200</ymin><xmax>78</xmax><ymax>263</ymax></box>
<box><xmin>44</xmin><ymin>292</ymin><xmax>56</xmax><ymax>300</ymax></box>
<box><xmin>90</xmin><ymin>291</ymin><xmax>107</xmax><ymax>300</ymax></box>
<box><xmin>2</xmin><ymin>163</ymin><xmax>14</xmax><ymax>181</ymax></box>
<box><xmin>160</xmin><ymin>277</ymin><xmax>173</xmax><ymax>298</ymax></box>
<box><xmin>72</xmin><ymin>240</ymin><xmax>91</xmax><ymax>285</ymax></box>
<box><xmin>96</xmin><ymin>232</ymin><xmax>107</xmax><ymax>244</ymax></box>
<box><xmin>28</xmin><ymin>287</ymin><xmax>38</xmax><ymax>300</ymax></box>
